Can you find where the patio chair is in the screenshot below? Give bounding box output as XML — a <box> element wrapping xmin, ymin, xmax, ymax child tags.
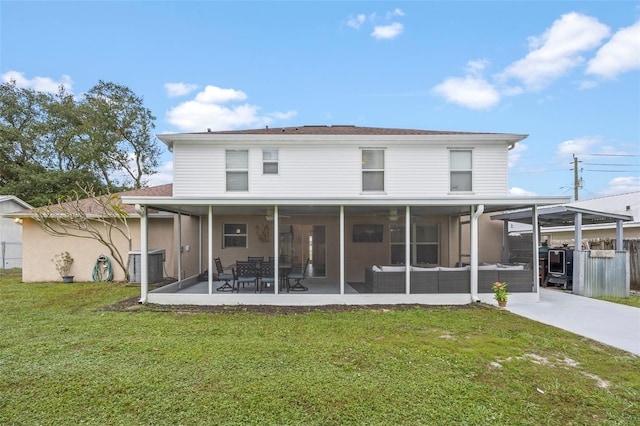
<box><xmin>287</xmin><ymin>258</ymin><xmax>310</xmax><ymax>292</ymax></box>
<box><xmin>234</xmin><ymin>260</ymin><xmax>259</xmax><ymax>293</ymax></box>
<box><xmin>259</xmin><ymin>261</ymin><xmax>275</xmax><ymax>293</ymax></box>
<box><xmin>214</xmin><ymin>257</ymin><xmax>235</xmax><ymax>292</ymax></box>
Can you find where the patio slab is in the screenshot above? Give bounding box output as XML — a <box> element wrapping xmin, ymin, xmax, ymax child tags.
<box><xmin>506</xmin><ymin>288</ymin><xmax>640</xmax><ymax>356</ymax></box>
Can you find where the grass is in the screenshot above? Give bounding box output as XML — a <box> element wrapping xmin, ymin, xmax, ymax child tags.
<box><xmin>596</xmin><ymin>294</ymin><xmax>640</xmax><ymax>308</ymax></box>
<box><xmin>1</xmin><ymin>276</ymin><xmax>639</xmax><ymax>425</ymax></box>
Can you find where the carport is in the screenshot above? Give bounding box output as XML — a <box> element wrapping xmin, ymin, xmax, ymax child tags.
<box><xmin>491</xmin><ymin>206</ymin><xmax>634</xmax><ymax>296</ymax></box>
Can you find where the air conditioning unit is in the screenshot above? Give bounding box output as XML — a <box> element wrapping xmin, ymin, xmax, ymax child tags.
<box><xmin>128</xmin><ymin>249</ymin><xmax>165</xmax><ymax>283</ymax></box>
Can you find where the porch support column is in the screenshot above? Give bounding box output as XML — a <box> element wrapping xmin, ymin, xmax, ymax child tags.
<box><xmin>615</xmin><ymin>219</ymin><xmax>624</xmax><ymax>250</ymax></box>
<box><xmin>470</xmin><ymin>204</ymin><xmax>484</xmax><ymax>302</ymax></box>
<box><xmin>208</xmin><ymin>206</ymin><xmax>213</xmax><ymax>295</ymax></box>
<box><xmin>177</xmin><ymin>213</ymin><xmax>182</xmax><ymax>281</ymax></box>
<box><xmin>573</xmin><ymin>211</ymin><xmax>583</xmax><ymax>295</ymax></box>
<box><xmin>136</xmin><ymin>204</ymin><xmax>148</xmax><ymax>304</ymax></box>
<box><xmin>405</xmin><ymin>206</ymin><xmax>411</xmax><ymax>295</ymax></box>
<box><xmin>501</xmin><ymin>221</ymin><xmax>509</xmax><ymax>264</ymax></box>
<box><xmin>274</xmin><ymin>205</ymin><xmax>279</xmax><ymax>295</ymax></box>
<box><xmin>532</xmin><ymin>205</ymin><xmax>540</xmax><ymax>292</ymax></box>
<box><xmin>340</xmin><ymin>205</ymin><xmax>345</xmax><ymax>295</ymax></box>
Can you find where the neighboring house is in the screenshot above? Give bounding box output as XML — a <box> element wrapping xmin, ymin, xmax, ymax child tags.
<box><xmin>4</xmin><ymin>185</ymin><xmax>185</xmax><ymax>283</ymax></box>
<box><xmin>121</xmin><ymin>125</ymin><xmax>569</xmax><ymax>306</ymax></box>
<box><xmin>0</xmin><ymin>195</ymin><xmax>33</xmax><ymax>269</ymax></box>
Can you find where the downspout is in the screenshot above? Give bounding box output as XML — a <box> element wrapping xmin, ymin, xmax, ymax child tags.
<box><xmin>136</xmin><ymin>204</ymin><xmax>148</xmax><ymax>304</ymax></box>
<box><xmin>470</xmin><ymin>204</ymin><xmax>484</xmax><ymax>302</ymax></box>
<box><xmin>274</xmin><ymin>205</ymin><xmax>279</xmax><ymax>295</ymax></box>
<box><xmin>405</xmin><ymin>205</ymin><xmax>411</xmax><ymax>295</ymax></box>
<box><xmin>340</xmin><ymin>206</ymin><xmax>345</xmax><ymax>295</ymax></box>
<box><xmin>208</xmin><ymin>206</ymin><xmax>213</xmax><ymax>295</ymax></box>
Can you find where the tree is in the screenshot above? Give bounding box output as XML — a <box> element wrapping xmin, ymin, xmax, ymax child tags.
<box><xmin>0</xmin><ymin>80</ymin><xmax>51</xmax><ymax>186</ymax></box>
<box><xmin>80</xmin><ymin>81</ymin><xmax>161</xmax><ymax>189</ymax></box>
<box><xmin>32</xmin><ymin>185</ymin><xmax>132</xmax><ymax>282</ymax></box>
<box><xmin>0</xmin><ymin>79</ymin><xmax>162</xmax><ymax>206</ymax></box>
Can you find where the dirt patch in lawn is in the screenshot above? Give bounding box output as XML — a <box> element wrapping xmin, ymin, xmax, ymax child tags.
<box><xmin>97</xmin><ymin>296</ymin><xmax>485</xmax><ymax>315</ymax></box>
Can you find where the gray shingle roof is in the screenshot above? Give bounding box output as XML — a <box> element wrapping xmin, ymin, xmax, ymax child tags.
<box><xmin>191</xmin><ymin>125</ymin><xmax>497</xmax><ymax>136</ymax></box>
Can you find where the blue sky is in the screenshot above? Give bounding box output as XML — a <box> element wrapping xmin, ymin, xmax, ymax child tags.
<box><xmin>2</xmin><ymin>1</ymin><xmax>639</xmax><ymax>200</ymax></box>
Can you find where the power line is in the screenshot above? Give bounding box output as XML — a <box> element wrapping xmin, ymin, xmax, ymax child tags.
<box><xmin>584</xmin><ymin>153</ymin><xmax>640</xmax><ymax>157</ymax></box>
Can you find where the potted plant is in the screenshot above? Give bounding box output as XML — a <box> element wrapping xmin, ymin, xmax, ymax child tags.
<box><xmin>492</xmin><ymin>281</ymin><xmax>509</xmax><ymax>307</ymax></box>
<box><xmin>52</xmin><ymin>251</ymin><xmax>74</xmax><ymax>283</ymax></box>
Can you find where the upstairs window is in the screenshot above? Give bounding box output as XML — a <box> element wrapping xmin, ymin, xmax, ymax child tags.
<box><xmin>362</xmin><ymin>149</ymin><xmax>384</xmax><ymax>192</ymax></box>
<box><xmin>450</xmin><ymin>149</ymin><xmax>472</xmax><ymax>192</ymax></box>
<box><xmin>263</xmin><ymin>149</ymin><xmax>278</xmax><ymax>174</ymax></box>
<box><xmin>226</xmin><ymin>150</ymin><xmax>248</xmax><ymax>191</ymax></box>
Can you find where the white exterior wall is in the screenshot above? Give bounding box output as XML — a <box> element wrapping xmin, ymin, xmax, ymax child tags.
<box><xmin>173</xmin><ymin>139</ymin><xmax>511</xmax><ymax>198</ymax></box>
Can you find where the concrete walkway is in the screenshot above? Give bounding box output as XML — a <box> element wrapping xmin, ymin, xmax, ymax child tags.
<box><xmin>506</xmin><ymin>288</ymin><xmax>640</xmax><ymax>356</ymax></box>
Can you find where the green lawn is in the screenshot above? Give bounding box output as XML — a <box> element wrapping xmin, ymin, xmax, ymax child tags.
<box><xmin>1</xmin><ymin>276</ymin><xmax>639</xmax><ymax>425</ymax></box>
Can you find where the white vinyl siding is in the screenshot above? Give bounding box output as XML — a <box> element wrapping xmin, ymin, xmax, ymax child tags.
<box><xmin>171</xmin><ymin>140</ymin><xmax>510</xmax><ymax>197</ymax></box>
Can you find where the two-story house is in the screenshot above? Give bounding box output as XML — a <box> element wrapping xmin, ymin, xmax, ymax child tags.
<box><xmin>122</xmin><ymin>125</ymin><xmax>569</xmax><ymax>306</ymax></box>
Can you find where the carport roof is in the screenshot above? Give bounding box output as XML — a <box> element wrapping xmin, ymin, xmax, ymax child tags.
<box><xmin>491</xmin><ymin>205</ymin><xmax>634</xmax><ymax>227</ymax></box>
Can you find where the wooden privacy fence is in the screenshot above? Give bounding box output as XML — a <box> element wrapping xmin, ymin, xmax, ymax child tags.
<box><xmin>624</xmin><ymin>239</ymin><xmax>640</xmax><ymax>291</ymax></box>
<box><xmin>578</xmin><ymin>250</ymin><xmax>629</xmax><ymax>298</ymax></box>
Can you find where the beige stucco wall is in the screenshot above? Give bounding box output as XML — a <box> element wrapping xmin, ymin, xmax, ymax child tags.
<box><xmin>459</xmin><ymin>214</ymin><xmax>507</xmax><ymax>265</ymax></box>
<box><xmin>202</xmin><ymin>214</ymin><xmax>471</xmax><ymax>283</ymax></box>
<box><xmin>21</xmin><ymin>216</ymin><xmax>178</xmax><ymax>283</ymax></box>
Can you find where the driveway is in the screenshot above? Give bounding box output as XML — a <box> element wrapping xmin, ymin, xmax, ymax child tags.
<box><xmin>506</xmin><ymin>288</ymin><xmax>640</xmax><ymax>356</ymax></box>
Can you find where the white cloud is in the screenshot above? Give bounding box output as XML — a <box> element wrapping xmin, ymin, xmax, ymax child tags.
<box><xmin>499</xmin><ymin>12</ymin><xmax>610</xmax><ymax>91</ymax></box>
<box><xmin>509</xmin><ymin>187</ymin><xmax>538</xmax><ymax>196</ymax></box>
<box><xmin>556</xmin><ymin>136</ymin><xmax>601</xmax><ymax>157</ymax></box>
<box><xmin>508</xmin><ymin>143</ymin><xmax>528</xmax><ymax>168</ymax></box>
<box><xmin>1</xmin><ymin>70</ymin><xmax>73</xmax><ymax>94</ymax></box>
<box><xmin>347</xmin><ymin>9</ymin><xmax>405</xmax><ymax>39</ymax></box>
<box><xmin>432</xmin><ymin>76</ymin><xmax>500</xmax><ymax>110</ymax></box>
<box><xmin>604</xmin><ymin>176</ymin><xmax>640</xmax><ymax>194</ymax></box>
<box><xmin>386</xmin><ymin>8</ymin><xmax>404</xmax><ymax>19</ymax></box>
<box><xmin>164</xmin><ymin>82</ymin><xmax>199</xmax><ymax>97</ymax></box>
<box><xmin>371</xmin><ymin>22</ymin><xmax>404</xmax><ymax>39</ymax></box>
<box><xmin>586</xmin><ymin>20</ymin><xmax>640</xmax><ymax>79</ymax></box>
<box><xmin>147</xmin><ymin>161</ymin><xmax>174</xmax><ymax>186</ymax></box>
<box><xmin>166</xmin><ymin>85</ymin><xmax>296</xmax><ymax>132</ymax></box>
<box><xmin>194</xmin><ymin>85</ymin><xmax>247</xmax><ymax>103</ymax></box>
<box><xmin>347</xmin><ymin>14</ymin><xmax>366</xmax><ymax>29</ymax></box>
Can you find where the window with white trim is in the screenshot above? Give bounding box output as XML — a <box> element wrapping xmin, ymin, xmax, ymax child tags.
<box><xmin>226</xmin><ymin>150</ymin><xmax>248</xmax><ymax>191</ymax></box>
<box><xmin>263</xmin><ymin>149</ymin><xmax>278</xmax><ymax>174</ymax></box>
<box><xmin>450</xmin><ymin>149</ymin><xmax>472</xmax><ymax>192</ymax></box>
<box><xmin>223</xmin><ymin>223</ymin><xmax>247</xmax><ymax>248</ymax></box>
<box><xmin>362</xmin><ymin>149</ymin><xmax>384</xmax><ymax>192</ymax></box>
<box><xmin>390</xmin><ymin>223</ymin><xmax>439</xmax><ymax>265</ymax></box>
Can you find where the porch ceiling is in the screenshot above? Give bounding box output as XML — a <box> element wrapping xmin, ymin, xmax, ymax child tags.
<box><xmin>120</xmin><ymin>195</ymin><xmax>571</xmax><ymax>218</ymax></box>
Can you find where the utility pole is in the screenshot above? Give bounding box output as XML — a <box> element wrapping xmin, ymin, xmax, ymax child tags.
<box><xmin>572</xmin><ymin>154</ymin><xmax>582</xmax><ymax>201</ymax></box>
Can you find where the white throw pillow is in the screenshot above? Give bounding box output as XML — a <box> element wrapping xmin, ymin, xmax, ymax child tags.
<box><xmin>478</xmin><ymin>264</ymin><xmax>498</xmax><ymax>270</ymax></box>
<box><xmin>372</xmin><ymin>265</ymin><xmax>382</xmax><ymax>272</ymax></box>
<box><xmin>381</xmin><ymin>265</ymin><xmax>406</xmax><ymax>272</ymax></box>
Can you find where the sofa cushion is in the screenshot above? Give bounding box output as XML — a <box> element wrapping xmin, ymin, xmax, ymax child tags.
<box><xmin>411</xmin><ymin>266</ymin><xmax>440</xmax><ymax>271</ymax></box>
<box><xmin>372</xmin><ymin>265</ymin><xmax>382</xmax><ymax>272</ymax></box>
<box><xmin>381</xmin><ymin>265</ymin><xmax>406</xmax><ymax>272</ymax></box>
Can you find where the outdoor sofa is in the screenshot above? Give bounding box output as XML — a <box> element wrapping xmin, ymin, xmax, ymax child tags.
<box><xmin>363</xmin><ymin>264</ymin><xmax>534</xmax><ymax>294</ymax></box>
